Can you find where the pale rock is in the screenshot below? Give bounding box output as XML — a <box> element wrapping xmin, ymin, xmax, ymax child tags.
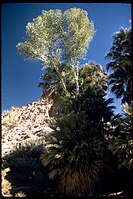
<box><xmin>1</xmin><ymin>97</ymin><xmax>56</xmax><ymax>157</ymax></box>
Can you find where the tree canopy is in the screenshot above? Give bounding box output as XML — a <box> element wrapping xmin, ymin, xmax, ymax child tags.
<box><xmin>105</xmin><ymin>27</ymin><xmax>132</xmax><ymax>105</ymax></box>
<box><xmin>17</xmin><ymin>8</ymin><xmax>94</xmax><ymax>97</ymax></box>
<box><xmin>17</xmin><ymin>8</ymin><xmax>94</xmax><ymax>63</ymax></box>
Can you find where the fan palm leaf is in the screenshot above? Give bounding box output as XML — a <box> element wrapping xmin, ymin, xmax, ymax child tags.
<box><xmin>105</xmin><ymin>27</ymin><xmax>132</xmax><ymax>105</ymax></box>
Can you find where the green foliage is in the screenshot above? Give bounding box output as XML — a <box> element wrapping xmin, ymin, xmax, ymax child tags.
<box><xmin>41</xmin><ymin>114</ymin><xmax>104</xmax><ymax>196</ymax></box>
<box><xmin>79</xmin><ymin>63</ymin><xmax>108</xmax><ymax>93</ymax></box>
<box><xmin>63</xmin><ymin>62</ymin><xmax>108</xmax><ymax>113</ymax></box>
<box><xmin>2</xmin><ymin>140</ymin><xmax>55</xmax><ymax>197</ymax></box>
<box><xmin>73</xmin><ymin>86</ymin><xmax>114</xmax><ymax>122</ymax></box>
<box><xmin>109</xmin><ymin>102</ymin><xmax>133</xmax><ymax>170</ymax></box>
<box><xmin>17</xmin><ymin>8</ymin><xmax>94</xmax><ymax>63</ymax></box>
<box><xmin>63</xmin><ymin>8</ymin><xmax>94</xmax><ymax>62</ymax></box>
<box><xmin>17</xmin><ymin>8</ymin><xmax>94</xmax><ymax>100</ymax></box>
<box><xmin>40</xmin><ymin>87</ymin><xmax>116</xmax><ymax>196</ymax></box>
<box><xmin>2</xmin><ymin>140</ymin><xmax>44</xmax><ymax>177</ymax></box>
<box><xmin>39</xmin><ymin>62</ymin><xmax>109</xmax><ymax>116</ymax></box>
<box><xmin>15</xmin><ymin>7</ymin><xmax>132</xmax><ymax>197</ymax></box>
<box><xmin>105</xmin><ymin>27</ymin><xmax>132</xmax><ymax>105</ymax></box>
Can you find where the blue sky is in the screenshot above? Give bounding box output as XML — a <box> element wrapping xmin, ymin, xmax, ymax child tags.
<box><xmin>2</xmin><ymin>3</ymin><xmax>131</xmax><ymax>113</ymax></box>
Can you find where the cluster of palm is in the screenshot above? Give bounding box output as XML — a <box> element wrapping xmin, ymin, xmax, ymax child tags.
<box><xmin>106</xmin><ymin>27</ymin><xmax>133</xmax><ymax>173</ymax></box>
<box><xmin>40</xmin><ymin>27</ymin><xmax>132</xmax><ymax>197</ymax></box>
<box><xmin>109</xmin><ymin>102</ymin><xmax>133</xmax><ymax>170</ymax></box>
<box><xmin>38</xmin><ymin>62</ymin><xmax>108</xmax><ymax>114</ymax></box>
<box><xmin>40</xmin><ymin>64</ymin><xmax>118</xmax><ymax>196</ymax></box>
<box><xmin>41</xmin><ymin>85</ymin><xmax>116</xmax><ymax>196</ymax></box>
<box><xmin>16</xmin><ymin>9</ymin><xmax>132</xmax><ymax>196</ymax></box>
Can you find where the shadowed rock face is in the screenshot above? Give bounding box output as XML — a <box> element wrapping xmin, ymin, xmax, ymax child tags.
<box><xmin>1</xmin><ymin>97</ymin><xmax>65</xmax><ymax>197</ymax></box>
<box><xmin>2</xmin><ymin>97</ymin><xmax>56</xmax><ymax>157</ymax></box>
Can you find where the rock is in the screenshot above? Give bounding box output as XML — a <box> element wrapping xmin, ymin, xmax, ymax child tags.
<box><xmin>1</xmin><ymin>97</ymin><xmax>62</xmax><ymax>197</ymax></box>
<box><xmin>1</xmin><ymin>97</ymin><xmax>56</xmax><ymax>157</ymax></box>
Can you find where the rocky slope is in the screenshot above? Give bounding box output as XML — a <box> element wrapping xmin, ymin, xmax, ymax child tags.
<box><xmin>2</xmin><ymin>97</ymin><xmax>55</xmax><ymax>157</ymax></box>
<box><xmin>2</xmin><ymin>97</ymin><xmax>59</xmax><ymax>196</ymax></box>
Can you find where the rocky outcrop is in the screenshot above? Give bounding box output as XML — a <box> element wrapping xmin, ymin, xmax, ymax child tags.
<box><xmin>2</xmin><ymin>97</ymin><xmax>56</xmax><ymax>157</ymax></box>
<box><xmin>1</xmin><ymin>97</ymin><xmax>64</xmax><ymax>197</ymax></box>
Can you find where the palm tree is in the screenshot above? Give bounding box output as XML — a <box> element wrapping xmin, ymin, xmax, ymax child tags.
<box><xmin>38</xmin><ymin>63</ymin><xmax>74</xmax><ymax>116</ymax></box>
<box><xmin>109</xmin><ymin>102</ymin><xmax>133</xmax><ymax>170</ymax></box>
<box><xmin>108</xmin><ymin>102</ymin><xmax>133</xmax><ymax>198</ymax></box>
<box><xmin>40</xmin><ymin>85</ymin><xmax>116</xmax><ymax>197</ymax></box>
<box><xmin>38</xmin><ymin>62</ymin><xmax>109</xmax><ymax>116</ymax></box>
<box><xmin>105</xmin><ymin>28</ymin><xmax>132</xmax><ymax>105</ymax></box>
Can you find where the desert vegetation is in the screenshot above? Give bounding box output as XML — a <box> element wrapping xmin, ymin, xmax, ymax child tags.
<box><xmin>2</xmin><ymin>8</ymin><xmax>132</xmax><ymax>198</ymax></box>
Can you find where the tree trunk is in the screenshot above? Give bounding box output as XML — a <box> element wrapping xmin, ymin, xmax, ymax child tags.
<box><xmin>75</xmin><ymin>62</ymin><xmax>79</xmax><ymax>96</ymax></box>
<box><xmin>72</xmin><ymin>61</ymin><xmax>79</xmax><ymax>97</ymax></box>
<box><xmin>55</xmin><ymin>65</ymin><xmax>67</xmax><ymax>91</ymax></box>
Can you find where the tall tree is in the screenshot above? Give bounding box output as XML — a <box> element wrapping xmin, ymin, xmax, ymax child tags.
<box><xmin>38</xmin><ymin>62</ymin><xmax>108</xmax><ymax>115</ymax></box>
<box><xmin>41</xmin><ymin>85</ymin><xmax>116</xmax><ymax>197</ymax></box>
<box><xmin>105</xmin><ymin>28</ymin><xmax>132</xmax><ymax>105</ymax></box>
<box><xmin>17</xmin><ymin>8</ymin><xmax>94</xmax><ymax>98</ymax></box>
<box><xmin>109</xmin><ymin>102</ymin><xmax>133</xmax><ymax>170</ymax></box>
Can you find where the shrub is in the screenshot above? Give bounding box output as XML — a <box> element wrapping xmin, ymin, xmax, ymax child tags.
<box><xmin>2</xmin><ymin>139</ymin><xmax>53</xmax><ymax>197</ymax></box>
